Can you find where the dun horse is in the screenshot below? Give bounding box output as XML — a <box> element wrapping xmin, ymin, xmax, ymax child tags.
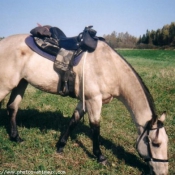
<box><xmin>0</xmin><ymin>34</ymin><xmax>168</xmax><ymax>174</ymax></box>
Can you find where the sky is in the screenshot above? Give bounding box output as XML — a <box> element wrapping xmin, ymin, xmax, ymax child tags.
<box><xmin>0</xmin><ymin>0</ymin><xmax>175</xmax><ymax>38</ymax></box>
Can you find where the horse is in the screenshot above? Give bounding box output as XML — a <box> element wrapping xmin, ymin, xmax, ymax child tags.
<box><xmin>0</xmin><ymin>34</ymin><xmax>168</xmax><ymax>174</ymax></box>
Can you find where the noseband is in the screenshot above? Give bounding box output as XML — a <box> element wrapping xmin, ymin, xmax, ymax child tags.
<box><xmin>136</xmin><ymin>120</ymin><xmax>168</xmax><ymax>163</ymax></box>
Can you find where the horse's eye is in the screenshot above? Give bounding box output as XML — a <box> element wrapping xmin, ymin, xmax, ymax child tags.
<box><xmin>152</xmin><ymin>142</ymin><xmax>160</xmax><ymax>147</ymax></box>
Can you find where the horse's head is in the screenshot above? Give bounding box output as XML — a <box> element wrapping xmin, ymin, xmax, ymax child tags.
<box><xmin>136</xmin><ymin>112</ymin><xmax>168</xmax><ymax>175</ymax></box>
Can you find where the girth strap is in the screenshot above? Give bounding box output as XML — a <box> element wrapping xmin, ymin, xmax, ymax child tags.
<box><xmin>58</xmin><ymin>51</ymin><xmax>78</xmax><ymax>98</ymax></box>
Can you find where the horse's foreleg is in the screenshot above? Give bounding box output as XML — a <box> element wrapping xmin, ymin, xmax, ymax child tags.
<box><xmin>7</xmin><ymin>79</ymin><xmax>28</xmax><ymax>142</ymax></box>
<box><xmin>56</xmin><ymin>102</ymin><xmax>85</xmax><ymax>153</ymax></box>
<box><xmin>90</xmin><ymin>123</ymin><xmax>107</xmax><ymax>163</ymax></box>
<box><xmin>86</xmin><ymin>96</ymin><xmax>107</xmax><ymax>164</ymax></box>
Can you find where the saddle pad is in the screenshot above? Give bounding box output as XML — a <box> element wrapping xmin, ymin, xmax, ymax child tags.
<box><xmin>25</xmin><ymin>36</ymin><xmax>56</xmax><ymax>62</ymax></box>
<box><xmin>25</xmin><ymin>36</ymin><xmax>84</xmax><ymax>66</ymax></box>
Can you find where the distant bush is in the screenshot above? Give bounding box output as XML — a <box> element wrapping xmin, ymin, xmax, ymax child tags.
<box><xmin>103</xmin><ymin>31</ymin><xmax>137</xmax><ymax>49</ymax></box>
<box><xmin>135</xmin><ymin>43</ymin><xmax>158</xmax><ymax>49</ymax></box>
<box><xmin>0</xmin><ymin>37</ymin><xmax>4</xmax><ymax>41</ymax></box>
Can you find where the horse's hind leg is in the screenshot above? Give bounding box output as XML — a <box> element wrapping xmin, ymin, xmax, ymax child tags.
<box><xmin>7</xmin><ymin>79</ymin><xmax>28</xmax><ymax>142</ymax></box>
<box><xmin>56</xmin><ymin>101</ymin><xmax>85</xmax><ymax>153</ymax></box>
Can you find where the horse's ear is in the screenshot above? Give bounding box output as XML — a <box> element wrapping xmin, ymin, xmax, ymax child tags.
<box><xmin>159</xmin><ymin>111</ymin><xmax>166</xmax><ymax>122</ymax></box>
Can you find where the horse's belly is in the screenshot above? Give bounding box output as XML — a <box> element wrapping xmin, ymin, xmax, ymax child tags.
<box><xmin>23</xmin><ymin>54</ymin><xmax>61</xmax><ymax>94</ymax></box>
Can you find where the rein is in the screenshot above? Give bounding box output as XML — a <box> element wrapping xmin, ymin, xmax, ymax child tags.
<box><xmin>136</xmin><ymin>120</ymin><xmax>168</xmax><ymax>163</ymax></box>
<box><xmin>82</xmin><ymin>51</ymin><xmax>87</xmax><ymax>112</ymax></box>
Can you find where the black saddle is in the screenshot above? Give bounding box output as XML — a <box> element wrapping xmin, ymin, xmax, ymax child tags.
<box><xmin>30</xmin><ymin>25</ymin><xmax>100</xmax><ymax>54</ymax></box>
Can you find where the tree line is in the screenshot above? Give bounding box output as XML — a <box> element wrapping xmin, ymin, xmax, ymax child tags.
<box><xmin>137</xmin><ymin>22</ymin><xmax>175</xmax><ymax>47</ymax></box>
<box><xmin>103</xmin><ymin>22</ymin><xmax>175</xmax><ymax>49</ymax></box>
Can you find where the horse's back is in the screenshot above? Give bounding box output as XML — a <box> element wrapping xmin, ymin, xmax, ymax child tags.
<box><xmin>0</xmin><ymin>34</ymin><xmax>31</xmax><ymax>61</ymax></box>
<box><xmin>0</xmin><ymin>34</ymin><xmax>29</xmax><ymax>49</ymax></box>
<box><xmin>0</xmin><ymin>34</ymin><xmax>31</xmax><ymax>71</ymax></box>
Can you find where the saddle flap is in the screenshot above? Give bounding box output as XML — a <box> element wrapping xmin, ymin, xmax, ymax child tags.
<box><xmin>33</xmin><ymin>37</ymin><xmax>60</xmax><ymax>56</ymax></box>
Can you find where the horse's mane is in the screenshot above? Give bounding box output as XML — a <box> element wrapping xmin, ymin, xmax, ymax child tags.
<box><xmin>104</xmin><ymin>41</ymin><xmax>158</xmax><ymax>122</ymax></box>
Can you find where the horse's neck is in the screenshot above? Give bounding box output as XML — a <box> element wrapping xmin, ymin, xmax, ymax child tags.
<box><xmin>116</xmin><ymin>55</ymin><xmax>154</xmax><ymax>134</ymax></box>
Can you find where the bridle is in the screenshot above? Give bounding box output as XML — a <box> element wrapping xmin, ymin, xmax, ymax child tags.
<box><xmin>136</xmin><ymin>120</ymin><xmax>168</xmax><ymax>163</ymax></box>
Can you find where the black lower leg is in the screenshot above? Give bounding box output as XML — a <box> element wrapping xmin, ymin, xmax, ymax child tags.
<box><xmin>7</xmin><ymin>79</ymin><xmax>28</xmax><ymax>142</ymax></box>
<box><xmin>90</xmin><ymin>123</ymin><xmax>106</xmax><ymax>163</ymax></box>
<box><xmin>57</xmin><ymin>110</ymin><xmax>84</xmax><ymax>153</ymax></box>
<box><xmin>8</xmin><ymin>108</ymin><xmax>23</xmax><ymax>142</ymax></box>
<box><xmin>10</xmin><ymin>129</ymin><xmax>23</xmax><ymax>142</ymax></box>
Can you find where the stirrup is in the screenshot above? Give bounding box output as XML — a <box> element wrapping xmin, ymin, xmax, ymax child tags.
<box><xmin>59</xmin><ymin>81</ymin><xmax>69</xmax><ymax>96</ymax></box>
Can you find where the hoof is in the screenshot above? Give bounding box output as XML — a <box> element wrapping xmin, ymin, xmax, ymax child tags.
<box><xmin>56</xmin><ymin>141</ymin><xmax>66</xmax><ymax>154</ymax></box>
<box><xmin>99</xmin><ymin>159</ymin><xmax>109</xmax><ymax>166</ymax></box>
<box><xmin>56</xmin><ymin>147</ymin><xmax>64</xmax><ymax>154</ymax></box>
<box><xmin>97</xmin><ymin>155</ymin><xmax>109</xmax><ymax>166</ymax></box>
<box><xmin>10</xmin><ymin>136</ymin><xmax>24</xmax><ymax>143</ymax></box>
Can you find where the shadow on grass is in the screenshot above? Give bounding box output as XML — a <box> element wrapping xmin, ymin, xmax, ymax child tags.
<box><xmin>0</xmin><ymin>109</ymin><xmax>148</xmax><ymax>174</ymax></box>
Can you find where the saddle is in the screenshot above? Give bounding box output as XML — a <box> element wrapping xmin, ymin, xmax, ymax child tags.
<box><xmin>30</xmin><ymin>25</ymin><xmax>101</xmax><ymax>97</ymax></box>
<box><xmin>30</xmin><ymin>25</ymin><xmax>98</xmax><ymax>55</ymax></box>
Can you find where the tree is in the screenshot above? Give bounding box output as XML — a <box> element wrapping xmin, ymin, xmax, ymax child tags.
<box><xmin>145</xmin><ymin>30</ymin><xmax>150</xmax><ymax>44</ymax></box>
<box><xmin>150</xmin><ymin>30</ymin><xmax>156</xmax><ymax>44</ymax></box>
<box><xmin>169</xmin><ymin>22</ymin><xmax>175</xmax><ymax>45</ymax></box>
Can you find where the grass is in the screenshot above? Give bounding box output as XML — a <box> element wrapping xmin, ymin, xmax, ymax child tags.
<box><xmin>0</xmin><ymin>49</ymin><xmax>175</xmax><ymax>174</ymax></box>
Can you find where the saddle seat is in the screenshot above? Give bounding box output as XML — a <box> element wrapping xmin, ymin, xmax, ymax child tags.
<box><xmin>50</xmin><ymin>27</ymin><xmax>79</xmax><ymax>50</ymax></box>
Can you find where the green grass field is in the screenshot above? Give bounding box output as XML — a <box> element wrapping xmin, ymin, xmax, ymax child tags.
<box><xmin>0</xmin><ymin>49</ymin><xmax>175</xmax><ymax>174</ymax></box>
